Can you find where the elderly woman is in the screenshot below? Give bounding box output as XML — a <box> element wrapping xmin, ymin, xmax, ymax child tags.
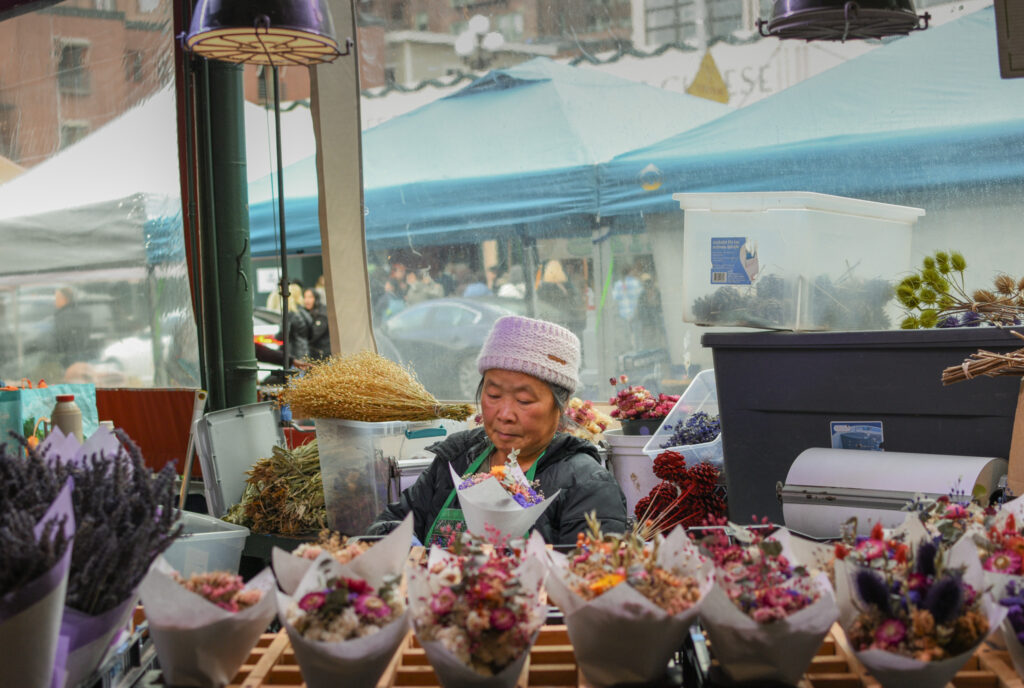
<box><xmin>367</xmin><ymin>315</ymin><xmax>627</xmax><ymax>546</ymax></box>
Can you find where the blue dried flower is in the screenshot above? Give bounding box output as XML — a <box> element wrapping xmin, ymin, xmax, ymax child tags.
<box><xmin>855</xmin><ymin>568</ymin><xmax>891</xmax><ymax>613</ymax></box>
<box><xmin>916</xmin><ymin>540</ymin><xmax>938</xmax><ymax>576</ymax></box>
<box><xmin>923</xmin><ymin>574</ymin><xmax>963</xmax><ymax>626</ymax></box>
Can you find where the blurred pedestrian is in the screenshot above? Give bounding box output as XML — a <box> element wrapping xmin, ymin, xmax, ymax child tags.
<box><xmin>303</xmin><ymin>287</ymin><xmax>331</xmax><ymax>360</ymax></box>
<box><xmin>53</xmin><ymin>286</ymin><xmax>94</xmax><ymax>369</ymax></box>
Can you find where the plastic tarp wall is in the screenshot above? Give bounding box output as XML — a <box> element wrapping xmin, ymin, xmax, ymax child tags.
<box><xmin>597</xmin><ymin>6</ymin><xmax>1024</xmax><ymax>214</ymax></box>
<box><xmin>0</xmin><ymin>88</ymin><xmax>184</xmax><ymax>279</ymax></box>
<box><xmin>247</xmin><ymin>58</ymin><xmax>732</xmax><ymax>254</ymax></box>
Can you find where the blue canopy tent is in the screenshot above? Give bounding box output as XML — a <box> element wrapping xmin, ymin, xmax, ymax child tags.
<box><xmin>247</xmin><ymin>58</ymin><xmax>731</xmax><ymax>255</ymax></box>
<box><xmin>597</xmin><ymin>6</ymin><xmax>1024</xmax><ymax>217</ymax></box>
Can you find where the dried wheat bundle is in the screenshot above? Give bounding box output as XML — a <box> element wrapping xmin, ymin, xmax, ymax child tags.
<box><xmin>280</xmin><ymin>350</ymin><xmax>475</xmax><ymax>422</ymax></box>
<box><xmin>942</xmin><ymin>330</ymin><xmax>1024</xmax><ymax>385</ymax></box>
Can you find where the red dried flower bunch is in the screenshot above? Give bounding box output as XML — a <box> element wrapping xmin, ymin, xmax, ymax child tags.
<box><xmin>634</xmin><ymin>450</ymin><xmax>726</xmax><ymax>537</ymax></box>
<box><xmin>608</xmin><ymin>375</ymin><xmax>679</xmax><ymax>421</ymax></box>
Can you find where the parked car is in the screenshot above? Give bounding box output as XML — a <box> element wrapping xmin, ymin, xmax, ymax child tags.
<box><xmin>377</xmin><ymin>297</ymin><xmax>512</xmax><ymax>399</ymax></box>
<box><xmin>376</xmin><ymin>296</ymin><xmax>569</xmax><ymax>400</ymax></box>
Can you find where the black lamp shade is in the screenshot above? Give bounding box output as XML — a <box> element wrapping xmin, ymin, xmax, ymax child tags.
<box><xmin>186</xmin><ymin>0</ymin><xmax>342</xmax><ymax>65</ymax></box>
<box><xmin>759</xmin><ymin>0</ymin><xmax>929</xmax><ymax>41</ymax></box>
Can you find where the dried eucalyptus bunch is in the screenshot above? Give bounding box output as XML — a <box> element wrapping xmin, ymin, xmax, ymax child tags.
<box><xmin>896</xmin><ymin>250</ymin><xmax>1024</xmax><ymax>328</ymax></box>
<box><xmin>0</xmin><ymin>438</ymin><xmax>70</xmax><ymax>596</ymax></box>
<box><xmin>9</xmin><ymin>430</ymin><xmax>183</xmax><ymax>615</ymax></box>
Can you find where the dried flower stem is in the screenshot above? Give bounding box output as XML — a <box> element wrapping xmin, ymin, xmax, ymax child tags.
<box><xmin>280</xmin><ymin>351</ymin><xmax>474</xmax><ymax>422</ymax></box>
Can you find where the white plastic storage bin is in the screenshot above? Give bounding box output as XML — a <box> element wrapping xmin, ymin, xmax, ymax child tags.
<box><xmin>674</xmin><ymin>192</ymin><xmax>924</xmax><ymax>331</ymax></box>
<box><xmin>605</xmin><ymin>429</ymin><xmax>659</xmax><ymax>518</ymax></box>
<box><xmin>163</xmin><ymin>511</ymin><xmax>249</xmax><ymax>577</ymax></box>
<box><xmin>643</xmin><ymin>369</ymin><xmax>722</xmax><ymax>468</ymax></box>
<box><xmin>317</xmin><ymin>418</ymin><xmax>466</xmax><ymax>534</ymax></box>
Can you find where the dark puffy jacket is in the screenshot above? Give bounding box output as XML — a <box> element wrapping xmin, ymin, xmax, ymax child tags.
<box><xmin>367</xmin><ymin>427</ymin><xmax>627</xmax><ymax>545</ymax></box>
<box><xmin>307</xmin><ymin>304</ymin><xmax>330</xmax><ymax>360</ymax></box>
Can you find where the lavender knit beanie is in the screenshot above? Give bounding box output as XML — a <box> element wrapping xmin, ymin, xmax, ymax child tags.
<box><xmin>477</xmin><ymin>315</ymin><xmax>580</xmax><ymax>393</ymax></box>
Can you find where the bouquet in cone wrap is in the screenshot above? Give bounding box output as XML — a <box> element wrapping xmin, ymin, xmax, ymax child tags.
<box><xmin>274</xmin><ymin>515</ymin><xmax>414</xmax><ymax>688</ymax></box>
<box><xmin>835</xmin><ymin>531</ymin><xmax>1005</xmax><ymax>688</ymax></box>
<box><xmin>693</xmin><ymin>520</ymin><xmax>838</xmax><ymax>685</ymax></box>
<box><xmin>407</xmin><ymin>528</ymin><xmax>546</xmax><ymax>686</ymax></box>
<box><xmin>139</xmin><ymin>561</ymin><xmax>277</xmax><ymax>688</ymax></box>
<box><xmin>543</xmin><ymin>514</ymin><xmax>713</xmax><ymax>687</ymax></box>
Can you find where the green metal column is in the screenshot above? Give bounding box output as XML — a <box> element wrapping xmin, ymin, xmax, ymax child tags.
<box><xmin>195</xmin><ymin>59</ymin><xmax>257</xmax><ymax>411</ymax></box>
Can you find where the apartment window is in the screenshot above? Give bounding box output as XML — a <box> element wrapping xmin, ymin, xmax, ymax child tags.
<box><xmin>57</xmin><ymin>40</ymin><xmax>91</xmax><ymax>95</ymax></box>
<box><xmin>415</xmin><ymin>12</ymin><xmax>429</xmax><ymax>31</ymax></box>
<box><xmin>138</xmin><ymin>0</ymin><xmax>159</xmax><ymax>10</ymax></box>
<box><xmin>124</xmin><ymin>50</ymin><xmax>144</xmax><ymax>82</ymax></box>
<box><xmin>0</xmin><ymin>107</ymin><xmax>16</xmax><ymax>159</ymax></box>
<box><xmin>95</xmin><ymin>0</ymin><xmax>115</xmax><ymax>9</ymax></box>
<box><xmin>60</xmin><ymin>120</ymin><xmax>89</xmax><ymax>149</ymax></box>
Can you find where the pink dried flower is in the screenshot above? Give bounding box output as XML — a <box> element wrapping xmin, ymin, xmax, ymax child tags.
<box><xmin>490</xmin><ymin>607</ymin><xmax>517</xmax><ymax>631</ymax></box>
<box><xmin>430</xmin><ymin>587</ymin><xmax>457</xmax><ymax>615</ymax></box>
<box><xmin>299</xmin><ymin>591</ymin><xmax>326</xmax><ymax>611</ymax></box>
<box><xmin>874</xmin><ymin>619</ymin><xmax>906</xmax><ymax>647</ymax></box>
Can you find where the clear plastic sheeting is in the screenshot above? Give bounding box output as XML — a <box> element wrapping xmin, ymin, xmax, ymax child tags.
<box><xmin>0</xmin><ymin>1</ymin><xmax>197</xmax><ymax>388</ymax></box>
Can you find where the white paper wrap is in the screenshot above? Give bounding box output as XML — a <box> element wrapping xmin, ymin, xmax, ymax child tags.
<box><xmin>699</xmin><ymin>526</ymin><xmax>839</xmax><ymax>685</ymax></box>
<box><xmin>837</xmin><ymin>537</ymin><xmax>1007</xmax><ymax>688</ymax></box>
<box><xmin>274</xmin><ymin>515</ymin><xmax>414</xmax><ymax>688</ymax></box>
<box><xmin>406</xmin><ymin>532</ymin><xmax>547</xmax><ymax>688</ymax></box>
<box><xmin>971</xmin><ymin>494</ymin><xmax>1024</xmax><ymax>649</ymax></box>
<box><xmin>272</xmin><ymin>515</ymin><xmax>414</xmax><ymax>596</ymax></box>
<box><xmin>449</xmin><ymin>464</ymin><xmax>558</xmax><ymax>542</ymax></box>
<box><xmin>542</xmin><ymin>526</ymin><xmax>713</xmax><ymax>687</ymax></box>
<box><xmin>138</xmin><ymin>559</ymin><xmax>277</xmax><ymax>688</ymax></box>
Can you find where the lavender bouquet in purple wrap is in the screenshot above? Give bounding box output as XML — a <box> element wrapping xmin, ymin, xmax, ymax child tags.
<box><xmin>0</xmin><ymin>435</ymin><xmax>75</xmax><ymax>688</ymax></box>
<box><xmin>31</xmin><ymin>427</ymin><xmax>181</xmax><ymax>688</ymax></box>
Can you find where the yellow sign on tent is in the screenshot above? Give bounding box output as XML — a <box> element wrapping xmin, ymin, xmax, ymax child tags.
<box><xmin>687</xmin><ymin>51</ymin><xmax>730</xmax><ymax>104</ymax></box>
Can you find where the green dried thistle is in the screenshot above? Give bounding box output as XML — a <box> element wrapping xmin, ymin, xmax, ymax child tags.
<box><xmin>895</xmin><ymin>249</ymin><xmax>1024</xmax><ymax>329</ymax></box>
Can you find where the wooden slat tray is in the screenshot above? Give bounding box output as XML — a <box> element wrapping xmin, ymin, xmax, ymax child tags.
<box><xmin>707</xmin><ymin>625</ymin><xmax>1024</xmax><ymax>688</ymax></box>
<box><xmin>144</xmin><ymin>623</ymin><xmax>1024</xmax><ymax>687</ymax></box>
<box><xmin>161</xmin><ymin>625</ymin><xmax>582</xmax><ymax>688</ymax></box>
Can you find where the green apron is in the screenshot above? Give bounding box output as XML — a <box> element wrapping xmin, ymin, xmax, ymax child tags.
<box><xmin>425</xmin><ymin>446</ymin><xmax>543</xmax><ymax>547</ymax></box>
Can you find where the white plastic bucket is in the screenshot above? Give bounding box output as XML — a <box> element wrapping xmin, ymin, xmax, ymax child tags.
<box><xmin>605</xmin><ymin>429</ymin><xmax>660</xmax><ymax>518</ymax></box>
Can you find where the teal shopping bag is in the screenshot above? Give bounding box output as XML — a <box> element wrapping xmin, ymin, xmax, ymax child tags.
<box><xmin>0</xmin><ymin>383</ymin><xmax>98</xmax><ymax>444</ymax></box>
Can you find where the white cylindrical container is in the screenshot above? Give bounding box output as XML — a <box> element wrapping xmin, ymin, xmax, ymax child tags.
<box><xmin>51</xmin><ymin>394</ymin><xmax>83</xmax><ymax>442</ymax></box>
<box><xmin>605</xmin><ymin>429</ymin><xmax>659</xmax><ymax>518</ymax></box>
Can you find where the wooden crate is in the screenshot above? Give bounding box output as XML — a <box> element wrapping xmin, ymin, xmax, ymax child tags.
<box><xmin>146</xmin><ymin>623</ymin><xmax>1024</xmax><ymax>688</ymax></box>
<box><xmin>205</xmin><ymin>625</ymin><xmax>581</xmax><ymax>688</ymax></box>
<box><xmin>707</xmin><ymin>625</ymin><xmax>1024</xmax><ymax>688</ymax></box>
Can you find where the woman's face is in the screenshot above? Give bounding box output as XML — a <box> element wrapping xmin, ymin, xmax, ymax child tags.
<box><xmin>480</xmin><ymin>369</ymin><xmax>560</xmax><ymax>461</ymax></box>
<box><xmin>303</xmin><ymin>289</ymin><xmax>315</xmax><ymax>310</ymax></box>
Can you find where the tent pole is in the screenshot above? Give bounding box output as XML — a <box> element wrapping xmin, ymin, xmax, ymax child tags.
<box><xmin>273</xmin><ymin>64</ymin><xmax>290</xmax><ymax>371</ymax></box>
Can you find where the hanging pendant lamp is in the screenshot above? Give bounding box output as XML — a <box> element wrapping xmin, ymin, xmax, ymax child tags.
<box><xmin>184</xmin><ymin>0</ymin><xmax>351</xmax><ymax>374</ymax></box>
<box><xmin>757</xmin><ymin>0</ymin><xmax>930</xmax><ymax>41</ymax></box>
<box><xmin>185</xmin><ymin>0</ymin><xmax>347</xmax><ymax>66</ymax></box>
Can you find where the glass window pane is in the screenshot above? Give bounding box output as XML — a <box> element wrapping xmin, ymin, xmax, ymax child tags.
<box><xmin>353</xmin><ymin>0</ymin><xmax>1019</xmax><ymax>403</ymax></box>
<box><xmin>0</xmin><ymin>1</ymin><xmax>197</xmax><ymax>389</ymax></box>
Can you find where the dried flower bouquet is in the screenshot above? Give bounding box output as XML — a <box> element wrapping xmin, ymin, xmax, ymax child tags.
<box><xmin>139</xmin><ymin>561</ymin><xmax>277</xmax><ymax>688</ymax></box>
<box><xmin>543</xmin><ymin>514</ymin><xmax>712</xmax><ymax>687</ymax></box>
<box><xmin>694</xmin><ymin>520</ymin><xmax>838</xmax><ymax>685</ymax></box>
<box><xmin>407</xmin><ymin>529</ymin><xmax>546</xmax><ymax>687</ymax></box>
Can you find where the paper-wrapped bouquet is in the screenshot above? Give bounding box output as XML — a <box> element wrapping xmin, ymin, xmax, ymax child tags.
<box><xmin>274</xmin><ymin>515</ymin><xmax>413</xmax><ymax>688</ymax></box>
<box><xmin>693</xmin><ymin>520</ymin><xmax>838</xmax><ymax>685</ymax></box>
<box><xmin>407</xmin><ymin>530</ymin><xmax>546</xmax><ymax>687</ymax></box>
<box><xmin>139</xmin><ymin>562</ymin><xmax>277</xmax><ymax>688</ymax></box>
<box><xmin>446</xmin><ymin>449</ymin><xmax>558</xmax><ymax>545</ymax></box>
<box><xmin>543</xmin><ymin>514</ymin><xmax>713</xmax><ymax>687</ymax></box>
